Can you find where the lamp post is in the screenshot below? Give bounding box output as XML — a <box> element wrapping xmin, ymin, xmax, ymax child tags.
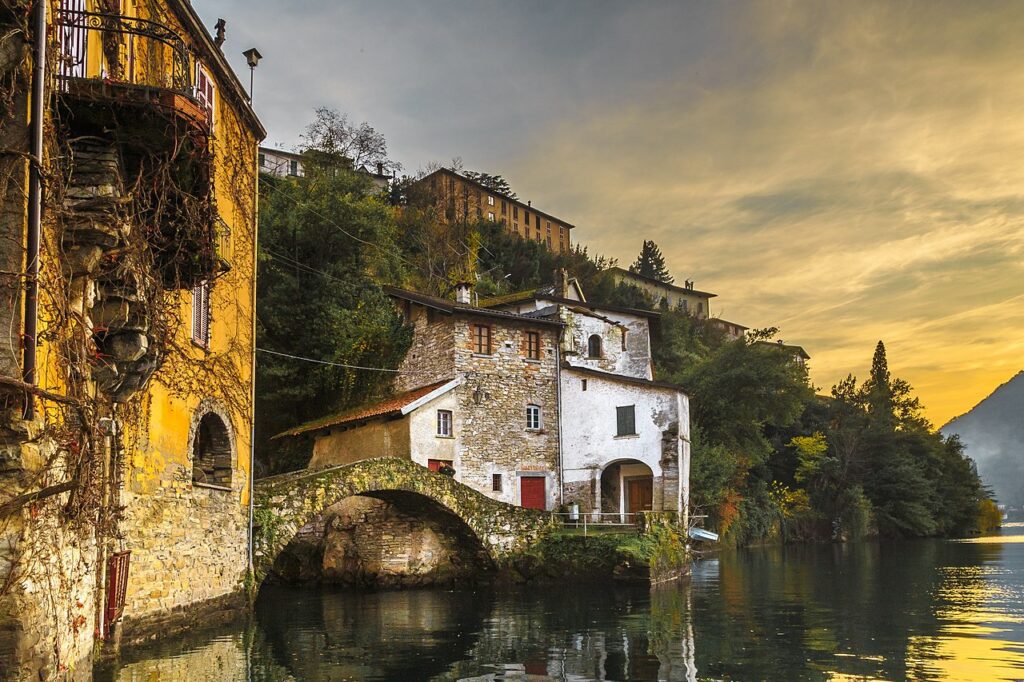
<box><xmin>242</xmin><ymin>47</ymin><xmax>262</xmax><ymax>103</ymax></box>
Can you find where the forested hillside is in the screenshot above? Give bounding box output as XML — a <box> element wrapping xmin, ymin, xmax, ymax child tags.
<box><xmin>942</xmin><ymin>372</ymin><xmax>1024</xmax><ymax>509</ymax></box>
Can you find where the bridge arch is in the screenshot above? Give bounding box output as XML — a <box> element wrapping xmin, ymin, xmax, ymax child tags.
<box><xmin>252</xmin><ymin>458</ymin><xmax>552</xmax><ymax>581</ymax></box>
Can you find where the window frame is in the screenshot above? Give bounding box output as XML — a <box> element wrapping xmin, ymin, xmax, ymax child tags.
<box><xmin>616</xmin><ymin>405</ymin><xmax>637</xmax><ymax>437</ymax></box>
<box><xmin>525</xmin><ymin>331</ymin><xmax>541</xmax><ymax>360</ymax></box>
<box><xmin>526</xmin><ymin>404</ymin><xmax>542</xmax><ymax>430</ymax></box>
<box><xmin>472</xmin><ymin>323</ymin><xmax>493</xmax><ymax>355</ymax></box>
<box><xmin>587</xmin><ymin>334</ymin><xmax>602</xmax><ymax>359</ymax></box>
<box><xmin>492</xmin><ymin>473</ymin><xmax>503</xmax><ymax>492</ymax></box>
<box><xmin>436</xmin><ymin>409</ymin><xmax>453</xmax><ymax>437</ymax></box>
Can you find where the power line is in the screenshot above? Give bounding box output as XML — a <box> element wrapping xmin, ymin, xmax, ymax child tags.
<box><xmin>256</xmin><ymin>347</ymin><xmax>405</xmax><ymax>373</ymax></box>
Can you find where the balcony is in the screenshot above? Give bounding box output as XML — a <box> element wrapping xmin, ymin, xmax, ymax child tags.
<box><xmin>54</xmin><ymin>6</ymin><xmax>209</xmax><ymax>134</ymax></box>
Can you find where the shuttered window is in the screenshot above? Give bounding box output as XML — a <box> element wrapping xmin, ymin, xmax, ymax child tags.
<box><xmin>194</xmin><ymin>62</ymin><xmax>216</xmax><ymax>131</ymax></box>
<box><xmin>526</xmin><ymin>331</ymin><xmax>540</xmax><ymax>360</ymax></box>
<box><xmin>616</xmin><ymin>405</ymin><xmax>636</xmax><ymax>437</ymax></box>
<box><xmin>191</xmin><ymin>281</ymin><xmax>210</xmax><ymax>348</ymax></box>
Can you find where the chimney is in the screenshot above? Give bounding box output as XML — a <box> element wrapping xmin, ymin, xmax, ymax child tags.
<box><xmin>554</xmin><ymin>268</ymin><xmax>569</xmax><ymax>297</ymax></box>
<box><xmin>527</xmin><ymin>200</ymin><xmax>532</xmax><ymax>207</ymax></box>
<box><xmin>454</xmin><ymin>281</ymin><xmax>473</xmax><ymax>305</ymax></box>
<box><xmin>376</xmin><ymin>162</ymin><xmax>384</xmax><ymax>176</ymax></box>
<box><xmin>214</xmin><ymin>19</ymin><xmax>226</xmax><ymax>48</ymax></box>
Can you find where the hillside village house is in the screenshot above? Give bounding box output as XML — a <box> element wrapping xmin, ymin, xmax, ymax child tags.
<box><xmin>608</xmin><ymin>266</ymin><xmax>716</xmax><ymax>318</ymax></box>
<box><xmin>282</xmin><ymin>286</ymin><xmax>563</xmax><ymax>510</ymax></box>
<box><xmin>708</xmin><ymin>318</ymin><xmax>749</xmax><ymax>341</ymax></box>
<box><xmin>409</xmin><ymin>168</ymin><xmax>575</xmax><ymax>254</ymax></box>
<box><xmin>259</xmin><ymin>145</ymin><xmax>392</xmax><ymax>190</ymax></box>
<box><xmin>0</xmin><ymin>0</ymin><xmax>262</xmax><ymax>674</ymax></box>
<box><xmin>484</xmin><ymin>274</ymin><xmax>691</xmax><ymax>523</ymax></box>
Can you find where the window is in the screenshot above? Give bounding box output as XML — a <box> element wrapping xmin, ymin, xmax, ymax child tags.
<box><xmin>616</xmin><ymin>405</ymin><xmax>636</xmax><ymax>437</ymax></box>
<box><xmin>258</xmin><ymin>153</ymin><xmax>265</xmax><ymax>167</ymax></box>
<box><xmin>436</xmin><ymin>409</ymin><xmax>453</xmax><ymax>437</ymax></box>
<box><xmin>587</xmin><ymin>334</ymin><xmax>602</xmax><ymax>358</ymax></box>
<box><xmin>680</xmin><ymin>300</ymin><xmax>689</xmax><ymax>313</ymax></box>
<box><xmin>191</xmin><ymin>281</ymin><xmax>210</xmax><ymax>348</ymax></box>
<box><xmin>535</xmin><ymin>214</ymin><xmax>540</xmax><ymax>228</ymax></box>
<box><xmin>546</xmin><ymin>237</ymin><xmax>552</xmax><ymax>248</ymax></box>
<box><xmin>524</xmin><ymin>210</ymin><xmax>530</xmax><ymax>224</ymax></box>
<box><xmin>487</xmin><ymin>211</ymin><xmax>495</xmax><ymax>221</ymax></box>
<box><xmin>194</xmin><ymin>63</ymin><xmax>215</xmax><ymax>131</ymax></box>
<box><xmin>581</xmin><ymin>379</ymin><xmax>588</xmax><ymax>391</ymax></box>
<box><xmin>289</xmin><ymin>159</ymin><xmax>298</xmax><ymax>176</ymax></box>
<box><xmin>526</xmin><ymin>331</ymin><xmax>541</xmax><ymax>360</ymax></box>
<box><xmin>526</xmin><ymin>404</ymin><xmax>541</xmax><ymax>430</ymax></box>
<box><xmin>501</xmin><ymin>200</ymin><xmax>507</xmax><ymax>215</ymax></box>
<box><xmin>513</xmin><ymin>206</ymin><xmax>519</xmax><ymax>219</ymax></box>
<box><xmin>192</xmin><ymin>411</ymin><xmax>232</xmax><ymax>487</ymax></box>
<box><xmin>487</xmin><ymin>195</ymin><xmax>495</xmax><ymax>206</ymax></box>
<box><xmin>492</xmin><ymin>473</ymin><xmax>502</xmax><ymax>492</ymax></box>
<box><xmin>473</xmin><ymin>324</ymin><xmax>492</xmax><ymax>355</ymax></box>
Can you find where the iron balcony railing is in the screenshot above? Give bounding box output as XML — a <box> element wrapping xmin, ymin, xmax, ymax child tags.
<box><xmin>55</xmin><ymin>5</ymin><xmax>193</xmax><ymax>96</ymax></box>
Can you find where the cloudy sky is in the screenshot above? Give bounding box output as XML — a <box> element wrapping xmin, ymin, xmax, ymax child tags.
<box><xmin>200</xmin><ymin>0</ymin><xmax>1024</xmax><ymax>425</ymax></box>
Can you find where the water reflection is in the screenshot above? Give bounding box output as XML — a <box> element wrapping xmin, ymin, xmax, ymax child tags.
<box><xmin>104</xmin><ymin>524</ymin><xmax>1024</xmax><ymax>681</ymax></box>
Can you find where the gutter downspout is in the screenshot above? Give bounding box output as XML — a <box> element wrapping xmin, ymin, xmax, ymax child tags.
<box><xmin>23</xmin><ymin>0</ymin><xmax>47</xmax><ymax>420</ymax></box>
<box><xmin>555</xmin><ymin>330</ymin><xmax>564</xmax><ymax>507</ymax></box>
<box><xmin>247</xmin><ymin>145</ymin><xmax>260</xmax><ymax>584</ymax></box>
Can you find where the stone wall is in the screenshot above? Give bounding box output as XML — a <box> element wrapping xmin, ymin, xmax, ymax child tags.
<box><xmin>450</xmin><ymin>312</ymin><xmax>561</xmax><ymax>509</ymax></box>
<box><xmin>394</xmin><ymin>305</ymin><xmax>455</xmax><ymax>393</ymax></box>
<box><xmin>309</xmin><ymin>417</ymin><xmax>411</xmax><ymax>469</ymax></box>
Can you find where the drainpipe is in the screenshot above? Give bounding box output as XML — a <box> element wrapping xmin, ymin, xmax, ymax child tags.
<box><xmin>555</xmin><ymin>327</ymin><xmax>564</xmax><ymax>507</ymax></box>
<box><xmin>23</xmin><ymin>0</ymin><xmax>47</xmax><ymax>420</ymax></box>
<box><xmin>247</xmin><ymin>144</ymin><xmax>260</xmax><ymax>583</ymax></box>
<box><xmin>677</xmin><ymin>392</ymin><xmax>690</xmax><ymax>530</ymax></box>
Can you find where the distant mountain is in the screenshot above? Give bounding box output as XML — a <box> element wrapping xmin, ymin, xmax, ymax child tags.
<box><xmin>941</xmin><ymin>371</ymin><xmax>1024</xmax><ymax>509</ymax></box>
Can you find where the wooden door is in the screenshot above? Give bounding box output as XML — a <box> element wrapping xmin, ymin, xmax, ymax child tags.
<box><xmin>520</xmin><ymin>476</ymin><xmax>546</xmax><ymax>510</ymax></box>
<box><xmin>626</xmin><ymin>477</ymin><xmax>653</xmax><ymax>514</ymax></box>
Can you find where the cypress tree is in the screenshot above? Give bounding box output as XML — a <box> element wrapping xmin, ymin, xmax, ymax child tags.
<box><xmin>629</xmin><ymin>240</ymin><xmax>674</xmax><ymax>284</ymax></box>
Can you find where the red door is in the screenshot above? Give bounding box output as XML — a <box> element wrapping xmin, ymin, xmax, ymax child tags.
<box><xmin>520</xmin><ymin>476</ymin><xmax>546</xmax><ymax>510</ymax></box>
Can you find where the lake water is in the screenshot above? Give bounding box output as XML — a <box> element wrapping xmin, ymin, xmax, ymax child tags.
<box><xmin>100</xmin><ymin>523</ymin><xmax>1024</xmax><ymax>681</ymax></box>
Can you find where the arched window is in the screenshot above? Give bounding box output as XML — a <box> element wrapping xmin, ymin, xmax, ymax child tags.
<box><xmin>192</xmin><ymin>411</ymin><xmax>233</xmax><ymax>488</ymax></box>
<box><xmin>587</xmin><ymin>334</ymin><xmax>602</xmax><ymax>359</ymax></box>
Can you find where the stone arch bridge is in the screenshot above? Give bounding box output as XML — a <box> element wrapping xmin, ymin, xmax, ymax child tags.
<box><xmin>252</xmin><ymin>458</ymin><xmax>554</xmax><ymax>580</ymax></box>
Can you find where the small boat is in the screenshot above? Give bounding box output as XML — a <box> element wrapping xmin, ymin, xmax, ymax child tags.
<box><xmin>688</xmin><ymin>527</ymin><xmax>719</xmax><ymax>542</ymax></box>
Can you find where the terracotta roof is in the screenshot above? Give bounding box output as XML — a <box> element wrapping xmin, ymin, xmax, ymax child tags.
<box><xmin>385</xmin><ymin>286</ymin><xmax>563</xmax><ymax>327</ymax></box>
<box><xmin>274</xmin><ymin>379</ymin><xmax>456</xmax><ymax>438</ymax></box>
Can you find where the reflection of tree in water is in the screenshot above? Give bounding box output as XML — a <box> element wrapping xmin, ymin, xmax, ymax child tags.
<box><xmin>253</xmin><ymin>585</ymin><xmax>490</xmax><ymax>680</ymax></box>
<box><xmin>689</xmin><ymin>539</ymin><xmax>1004</xmax><ymax>680</ymax></box>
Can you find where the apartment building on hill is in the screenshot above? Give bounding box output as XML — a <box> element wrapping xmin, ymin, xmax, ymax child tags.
<box><xmin>409</xmin><ymin>168</ymin><xmax>574</xmax><ymax>254</ymax></box>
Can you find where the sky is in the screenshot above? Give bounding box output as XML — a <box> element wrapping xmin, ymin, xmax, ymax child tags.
<box><xmin>199</xmin><ymin>0</ymin><xmax>1024</xmax><ymax>426</ymax></box>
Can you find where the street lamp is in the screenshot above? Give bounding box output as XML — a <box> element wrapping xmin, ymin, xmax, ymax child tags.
<box><xmin>242</xmin><ymin>47</ymin><xmax>262</xmax><ymax>103</ymax></box>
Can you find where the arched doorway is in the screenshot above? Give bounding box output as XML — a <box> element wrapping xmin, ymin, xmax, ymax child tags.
<box><xmin>191</xmin><ymin>409</ymin><xmax>233</xmax><ymax>487</ymax></box>
<box><xmin>600</xmin><ymin>459</ymin><xmax>654</xmax><ymax>522</ymax></box>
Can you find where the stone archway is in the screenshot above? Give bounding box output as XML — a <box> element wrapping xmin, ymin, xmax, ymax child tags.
<box><xmin>600</xmin><ymin>459</ymin><xmax>655</xmax><ymax>521</ymax></box>
<box><xmin>253</xmin><ymin>457</ymin><xmax>553</xmax><ymax>582</ymax></box>
<box><xmin>188</xmin><ymin>400</ymin><xmax>236</xmax><ymax>488</ymax></box>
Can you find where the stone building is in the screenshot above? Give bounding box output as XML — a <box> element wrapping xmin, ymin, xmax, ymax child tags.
<box><xmin>483</xmin><ymin>275</ymin><xmax>691</xmax><ymax>522</ymax></box>
<box><xmin>408</xmin><ymin>168</ymin><xmax>575</xmax><ymax>254</ymax></box>
<box><xmin>0</xmin><ymin>0</ymin><xmax>263</xmax><ymax>676</ymax></box>
<box><xmin>284</xmin><ymin>286</ymin><xmax>563</xmax><ymax>510</ymax></box>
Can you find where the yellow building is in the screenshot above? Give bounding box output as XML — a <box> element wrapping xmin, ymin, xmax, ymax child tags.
<box><xmin>0</xmin><ymin>0</ymin><xmax>263</xmax><ymax>676</ymax></box>
<box><xmin>410</xmin><ymin>168</ymin><xmax>575</xmax><ymax>254</ymax></box>
<box><xmin>607</xmin><ymin>267</ymin><xmax>717</xmax><ymax>318</ymax></box>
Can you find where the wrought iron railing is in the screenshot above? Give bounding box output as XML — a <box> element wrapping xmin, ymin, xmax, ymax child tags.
<box><xmin>55</xmin><ymin>6</ymin><xmax>193</xmax><ymax>96</ymax></box>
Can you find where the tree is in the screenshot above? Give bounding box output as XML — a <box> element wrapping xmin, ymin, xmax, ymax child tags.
<box><xmin>300</xmin><ymin>107</ymin><xmax>401</xmax><ymax>174</ymax></box>
<box><xmin>462</xmin><ymin>171</ymin><xmax>517</xmax><ymax>200</ymax></box>
<box><xmin>256</xmin><ymin>159</ymin><xmax>410</xmax><ymax>475</ymax></box>
<box><xmin>629</xmin><ymin>240</ymin><xmax>674</xmax><ymax>284</ymax></box>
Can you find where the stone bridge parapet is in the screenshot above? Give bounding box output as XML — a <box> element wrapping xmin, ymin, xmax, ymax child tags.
<box><xmin>252</xmin><ymin>457</ymin><xmax>554</xmax><ymax>580</ymax></box>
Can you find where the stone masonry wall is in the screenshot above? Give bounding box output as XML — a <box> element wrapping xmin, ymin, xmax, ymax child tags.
<box><xmin>451</xmin><ymin>313</ymin><xmax>561</xmax><ymax>509</ymax></box>
<box><xmin>394</xmin><ymin>305</ymin><xmax>455</xmax><ymax>393</ymax></box>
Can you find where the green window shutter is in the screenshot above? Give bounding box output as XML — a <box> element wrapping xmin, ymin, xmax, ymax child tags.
<box><xmin>616</xmin><ymin>405</ymin><xmax>635</xmax><ymax>436</ymax></box>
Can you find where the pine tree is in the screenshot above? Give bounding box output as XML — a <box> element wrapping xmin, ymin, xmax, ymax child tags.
<box><xmin>629</xmin><ymin>240</ymin><xmax>674</xmax><ymax>284</ymax></box>
<box><xmin>864</xmin><ymin>340</ymin><xmax>894</xmax><ymax>422</ymax></box>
